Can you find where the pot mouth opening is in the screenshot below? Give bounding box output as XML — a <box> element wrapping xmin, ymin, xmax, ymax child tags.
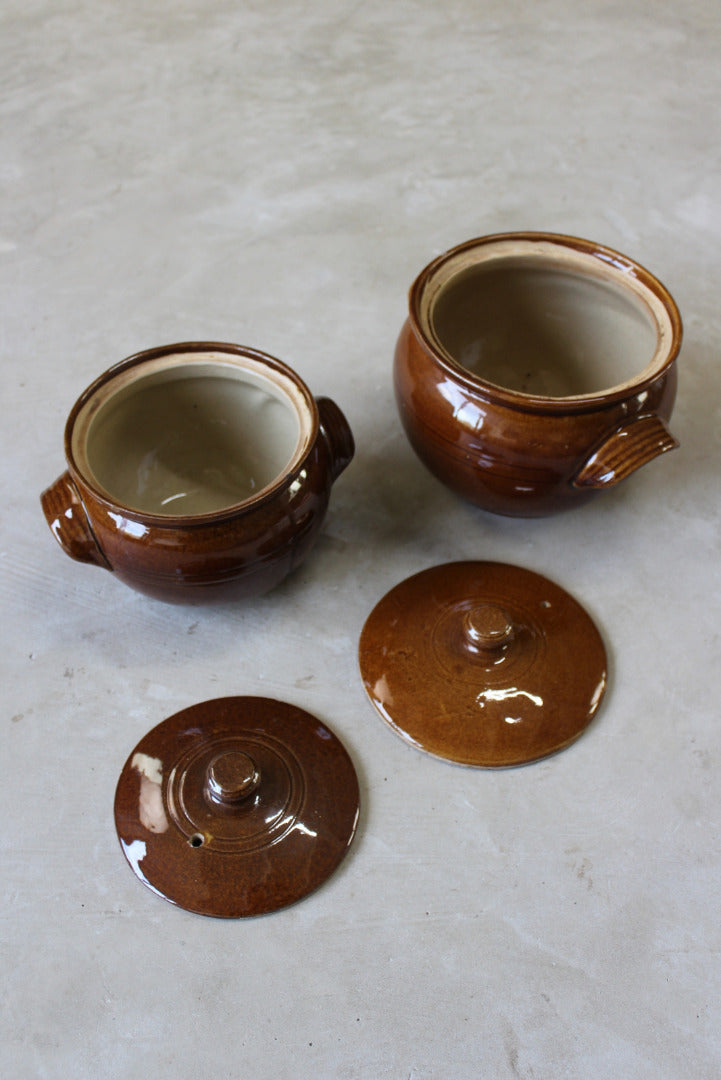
<box><xmin>70</xmin><ymin>350</ymin><xmax>314</xmax><ymax>518</ymax></box>
<box><xmin>415</xmin><ymin>238</ymin><xmax>678</xmax><ymax>403</ymax></box>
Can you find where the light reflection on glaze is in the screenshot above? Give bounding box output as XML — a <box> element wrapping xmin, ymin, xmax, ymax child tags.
<box><xmin>372</xmin><ymin>675</ymin><xmax>394</xmax><ymax>712</ymax></box>
<box><xmin>132</xmin><ymin>752</ymin><xmax>163</xmax><ymax>784</ymax></box>
<box><xmin>368</xmin><ymin>687</ymin><xmax>425</xmax><ymax>750</ymax></box>
<box><xmin>437</xmin><ymin>378</ymin><xmax>486</xmax><ymax>430</ymax></box>
<box><xmin>289</xmin><ymin>468</ymin><xmax>308</xmax><ymax>498</ymax></box>
<box><xmin>590</xmin><ymin>675</ymin><xmax>607</xmax><ymax>712</ymax></box>
<box><xmin>474</xmin><ymin>686</ymin><xmax>543</xmax><ymax>730</ymax></box>
<box><xmin>160</xmin><ymin>491</ymin><xmax>194</xmax><ymax>507</ymax></box>
<box><xmin>292</xmin><ymin>822</ymin><xmax>318</xmax><ymax>839</ymax></box>
<box><xmin>120</xmin><ymin>839</ymin><xmax>166</xmax><ymax>899</ymax></box>
<box><xmin>108</xmin><ymin>512</ymin><xmax>150</xmax><ymax>540</ymax></box>
<box><xmin>594</xmin><ymin>251</ymin><xmax>634</xmax><ymax>273</ymax></box>
<box><xmin>476</xmin><ymin>686</ymin><xmax>544</xmax><ymax>728</ymax></box>
<box><xmin>132</xmin><ymin>752</ymin><xmax>169</xmax><ymax>834</ymax></box>
<box><xmin>475</xmin><ymin>687</ymin><xmax>544</xmax><ymax>708</ymax></box>
<box><xmin>348</xmin><ymin>806</ymin><xmax>360</xmax><ymax>846</ymax></box>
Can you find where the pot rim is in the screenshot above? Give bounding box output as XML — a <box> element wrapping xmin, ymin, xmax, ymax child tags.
<box><xmin>408</xmin><ymin>231</ymin><xmax>683</xmax><ymax>414</ymax></box>
<box><xmin>64</xmin><ymin>341</ymin><xmax>320</xmax><ymax>526</ymax></box>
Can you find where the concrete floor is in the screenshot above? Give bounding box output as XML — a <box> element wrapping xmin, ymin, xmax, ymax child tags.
<box><xmin>2</xmin><ymin>2</ymin><xmax>720</xmax><ymax>1077</ymax></box>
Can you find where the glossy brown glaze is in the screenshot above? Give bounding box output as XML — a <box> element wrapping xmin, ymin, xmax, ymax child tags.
<box><xmin>41</xmin><ymin>342</ymin><xmax>354</xmax><ymax>601</ymax></box>
<box><xmin>114</xmin><ymin>696</ymin><xmax>360</xmax><ymax>917</ymax></box>
<box><xmin>394</xmin><ymin>233</ymin><xmax>681</xmax><ymax>516</ymax></box>
<box><xmin>359</xmin><ymin>562</ymin><xmax>607</xmax><ymax>767</ymax></box>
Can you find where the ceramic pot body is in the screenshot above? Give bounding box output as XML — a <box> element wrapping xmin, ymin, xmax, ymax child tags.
<box><xmin>41</xmin><ymin>342</ymin><xmax>354</xmax><ymax>601</ymax></box>
<box><xmin>395</xmin><ymin>233</ymin><xmax>682</xmax><ymax>517</ymax></box>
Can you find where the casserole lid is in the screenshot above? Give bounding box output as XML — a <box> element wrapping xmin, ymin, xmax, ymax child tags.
<box><xmin>114</xmin><ymin>696</ymin><xmax>359</xmax><ymax>917</ymax></box>
<box><xmin>358</xmin><ymin>562</ymin><xmax>607</xmax><ymax>767</ymax></box>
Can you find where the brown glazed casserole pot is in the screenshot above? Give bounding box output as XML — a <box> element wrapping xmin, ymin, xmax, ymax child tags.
<box><xmin>394</xmin><ymin>232</ymin><xmax>682</xmax><ymax>516</ymax></box>
<box><xmin>41</xmin><ymin>342</ymin><xmax>354</xmax><ymax>602</ymax></box>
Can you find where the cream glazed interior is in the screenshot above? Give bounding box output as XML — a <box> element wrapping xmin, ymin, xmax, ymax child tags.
<box><xmin>70</xmin><ymin>350</ymin><xmax>313</xmax><ymax>517</ymax></box>
<box><xmin>418</xmin><ymin>238</ymin><xmax>677</xmax><ymax>400</ymax></box>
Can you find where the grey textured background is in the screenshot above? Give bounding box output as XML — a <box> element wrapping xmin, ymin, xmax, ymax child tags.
<box><xmin>1</xmin><ymin>2</ymin><xmax>719</xmax><ymax>1077</ymax></box>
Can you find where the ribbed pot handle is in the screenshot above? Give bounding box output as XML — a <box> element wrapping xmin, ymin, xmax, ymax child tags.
<box><xmin>316</xmin><ymin>397</ymin><xmax>355</xmax><ymax>483</ymax></box>
<box><xmin>573</xmin><ymin>415</ymin><xmax>679</xmax><ymax>489</ymax></box>
<box><xmin>41</xmin><ymin>471</ymin><xmax>110</xmax><ymax>568</ymax></box>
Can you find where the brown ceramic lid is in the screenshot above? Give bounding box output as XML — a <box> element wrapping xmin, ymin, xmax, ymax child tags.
<box><xmin>114</xmin><ymin>696</ymin><xmax>360</xmax><ymax>917</ymax></box>
<box><xmin>359</xmin><ymin>562</ymin><xmax>607</xmax><ymax>767</ymax></box>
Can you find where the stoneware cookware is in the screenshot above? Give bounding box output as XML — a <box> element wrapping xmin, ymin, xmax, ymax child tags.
<box><xmin>395</xmin><ymin>232</ymin><xmax>682</xmax><ymax>516</ymax></box>
<box><xmin>114</xmin><ymin>696</ymin><xmax>360</xmax><ymax>917</ymax></box>
<box><xmin>359</xmin><ymin>561</ymin><xmax>607</xmax><ymax>767</ymax></box>
<box><xmin>41</xmin><ymin>342</ymin><xmax>354</xmax><ymax>602</ymax></box>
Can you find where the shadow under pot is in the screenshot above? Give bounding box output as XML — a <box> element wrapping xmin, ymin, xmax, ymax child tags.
<box><xmin>41</xmin><ymin>342</ymin><xmax>354</xmax><ymax>602</ymax></box>
<box><xmin>394</xmin><ymin>232</ymin><xmax>682</xmax><ymax>517</ymax></box>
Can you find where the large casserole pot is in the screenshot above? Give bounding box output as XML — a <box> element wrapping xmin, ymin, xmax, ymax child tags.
<box><xmin>394</xmin><ymin>232</ymin><xmax>682</xmax><ymax>517</ymax></box>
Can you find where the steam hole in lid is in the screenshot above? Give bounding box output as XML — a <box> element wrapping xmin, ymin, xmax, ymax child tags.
<box><xmin>431</xmin><ymin>260</ymin><xmax>659</xmax><ymax>397</ymax></box>
<box><xmin>189</xmin><ymin>833</ymin><xmax>205</xmax><ymax>847</ymax></box>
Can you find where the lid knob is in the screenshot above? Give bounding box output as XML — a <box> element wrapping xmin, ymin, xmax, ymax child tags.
<box><xmin>463</xmin><ymin>604</ymin><xmax>514</xmax><ymax>650</ymax></box>
<box><xmin>205</xmin><ymin>751</ymin><xmax>260</xmax><ymax>806</ymax></box>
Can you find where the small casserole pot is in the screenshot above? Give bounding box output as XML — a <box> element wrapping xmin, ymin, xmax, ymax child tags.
<box><xmin>41</xmin><ymin>342</ymin><xmax>354</xmax><ymax>601</ymax></box>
